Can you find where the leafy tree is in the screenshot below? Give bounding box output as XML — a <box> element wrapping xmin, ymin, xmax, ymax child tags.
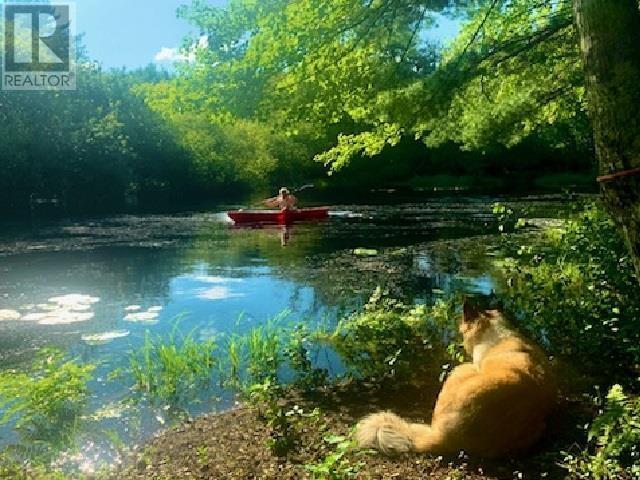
<box><xmin>175</xmin><ymin>0</ymin><xmax>589</xmax><ymax>168</ymax></box>
<box><xmin>0</xmin><ymin>63</ymin><xmax>195</xmax><ymax>216</ymax></box>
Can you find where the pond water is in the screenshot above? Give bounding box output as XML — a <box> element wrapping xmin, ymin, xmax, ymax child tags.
<box><xmin>0</xmin><ymin>194</ymin><xmax>576</xmax><ymax>472</ymax></box>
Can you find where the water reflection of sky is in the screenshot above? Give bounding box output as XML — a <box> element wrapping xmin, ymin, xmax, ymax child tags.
<box><xmin>167</xmin><ymin>268</ymin><xmax>324</xmax><ymax>334</ymax></box>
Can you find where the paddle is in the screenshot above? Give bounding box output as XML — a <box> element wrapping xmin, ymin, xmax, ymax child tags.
<box><xmin>294</xmin><ymin>183</ymin><xmax>315</xmax><ymax>193</ymax></box>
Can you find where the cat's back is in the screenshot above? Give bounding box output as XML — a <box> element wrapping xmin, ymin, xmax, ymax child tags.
<box><xmin>435</xmin><ymin>335</ymin><xmax>554</xmax><ymax>418</ymax></box>
<box><xmin>481</xmin><ymin>335</ymin><xmax>553</xmax><ymax>385</ymax></box>
<box><xmin>435</xmin><ymin>336</ymin><xmax>555</xmax><ymax>455</ymax></box>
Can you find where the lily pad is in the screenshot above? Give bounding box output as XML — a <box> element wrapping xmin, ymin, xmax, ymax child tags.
<box><xmin>353</xmin><ymin>248</ymin><xmax>378</xmax><ymax>256</ymax></box>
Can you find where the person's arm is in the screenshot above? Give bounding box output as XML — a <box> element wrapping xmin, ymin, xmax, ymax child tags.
<box><xmin>262</xmin><ymin>197</ymin><xmax>279</xmax><ymax>208</ymax></box>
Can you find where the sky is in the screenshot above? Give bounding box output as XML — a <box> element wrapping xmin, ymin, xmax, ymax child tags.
<box><xmin>78</xmin><ymin>0</ymin><xmax>220</xmax><ymax>69</ymax></box>
<box><xmin>77</xmin><ymin>0</ymin><xmax>460</xmax><ymax>70</ymax></box>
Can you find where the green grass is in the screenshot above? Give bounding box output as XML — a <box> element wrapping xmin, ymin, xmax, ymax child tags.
<box><xmin>224</xmin><ymin>335</ymin><xmax>242</xmax><ymax>387</ymax></box>
<box><xmin>245</xmin><ymin>322</ymin><xmax>283</xmax><ymax>384</ymax></box>
<box><xmin>129</xmin><ymin>314</ymin><xmax>290</xmax><ymax>405</ymax></box>
<box><xmin>129</xmin><ymin>327</ymin><xmax>217</xmax><ymax>405</ymax></box>
<box><xmin>219</xmin><ymin>312</ymin><xmax>296</xmax><ymax>390</ymax></box>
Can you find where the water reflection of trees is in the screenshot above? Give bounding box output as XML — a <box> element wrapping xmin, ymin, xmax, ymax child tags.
<box><xmin>0</xmin><ymin>247</ymin><xmax>182</xmax><ymax>305</ymax></box>
<box><xmin>184</xmin><ymin>220</ymin><xmax>500</xmax><ymax>311</ymax></box>
<box><xmin>298</xmin><ymin>237</ymin><xmax>499</xmax><ymax>309</ymax></box>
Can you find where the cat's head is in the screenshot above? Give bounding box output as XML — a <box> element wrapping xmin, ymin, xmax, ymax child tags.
<box><xmin>460</xmin><ymin>296</ymin><xmax>503</xmax><ymax>353</ymax></box>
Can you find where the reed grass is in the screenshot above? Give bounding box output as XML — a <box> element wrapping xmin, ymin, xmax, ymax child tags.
<box><xmin>129</xmin><ymin>326</ymin><xmax>217</xmax><ymax>405</ymax></box>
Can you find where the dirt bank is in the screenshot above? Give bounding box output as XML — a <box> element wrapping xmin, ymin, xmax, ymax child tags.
<box><xmin>111</xmin><ymin>381</ymin><xmax>581</xmax><ymax>480</ymax></box>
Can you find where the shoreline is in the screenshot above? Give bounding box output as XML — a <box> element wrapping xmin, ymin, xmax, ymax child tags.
<box><xmin>110</xmin><ymin>381</ymin><xmax>581</xmax><ymax>480</ymax></box>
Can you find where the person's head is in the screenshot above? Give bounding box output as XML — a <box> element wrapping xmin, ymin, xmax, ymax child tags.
<box><xmin>279</xmin><ymin>187</ymin><xmax>290</xmax><ymax>197</ymax></box>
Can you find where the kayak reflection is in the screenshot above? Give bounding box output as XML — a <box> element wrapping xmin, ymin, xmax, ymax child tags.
<box><xmin>281</xmin><ymin>225</ymin><xmax>291</xmax><ymax>246</ymax></box>
<box><xmin>229</xmin><ymin>223</ymin><xmax>294</xmax><ymax>247</ymax></box>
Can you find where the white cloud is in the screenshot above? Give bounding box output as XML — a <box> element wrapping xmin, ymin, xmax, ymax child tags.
<box><xmin>197</xmin><ymin>35</ymin><xmax>209</xmax><ymax>49</ymax></box>
<box><xmin>154</xmin><ymin>47</ymin><xmax>188</xmax><ymax>63</ymax></box>
<box><xmin>154</xmin><ymin>36</ymin><xmax>209</xmax><ymax>64</ymax></box>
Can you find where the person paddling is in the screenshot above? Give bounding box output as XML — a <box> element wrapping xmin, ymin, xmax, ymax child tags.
<box><xmin>262</xmin><ymin>187</ymin><xmax>298</xmax><ymax>210</ymax></box>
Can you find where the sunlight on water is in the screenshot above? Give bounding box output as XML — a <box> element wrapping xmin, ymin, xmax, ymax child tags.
<box><xmin>87</xmin><ymin>402</ymin><xmax>130</xmax><ymax>421</ymax></box>
<box><xmin>199</xmin><ymin>327</ymin><xmax>219</xmax><ymax>341</ymax></box>
<box><xmin>48</xmin><ymin>294</ymin><xmax>101</xmax><ymax>307</ymax></box>
<box><xmin>35</xmin><ymin>311</ymin><xmax>95</xmax><ymax>325</ymax></box>
<box><xmin>52</xmin><ymin>441</ymin><xmax>112</xmax><ymax>476</ymax></box>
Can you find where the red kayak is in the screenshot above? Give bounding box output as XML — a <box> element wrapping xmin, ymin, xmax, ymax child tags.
<box><xmin>227</xmin><ymin>207</ymin><xmax>330</xmax><ymax>224</ymax></box>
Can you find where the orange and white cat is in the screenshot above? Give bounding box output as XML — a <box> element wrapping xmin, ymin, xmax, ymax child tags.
<box><xmin>355</xmin><ymin>300</ymin><xmax>556</xmax><ymax>457</ymax></box>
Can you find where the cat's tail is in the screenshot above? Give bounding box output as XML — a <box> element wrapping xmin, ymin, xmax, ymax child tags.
<box><xmin>354</xmin><ymin>411</ymin><xmax>443</xmax><ymax>454</ymax></box>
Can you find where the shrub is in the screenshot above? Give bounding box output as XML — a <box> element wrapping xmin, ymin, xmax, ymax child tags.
<box><xmin>562</xmin><ymin>384</ymin><xmax>640</xmax><ymax>479</ymax></box>
<box><xmin>322</xmin><ymin>288</ymin><xmax>458</xmax><ymax>380</ymax></box>
<box><xmin>284</xmin><ymin>324</ymin><xmax>329</xmax><ymax>390</ymax></box>
<box><xmin>497</xmin><ymin>203</ymin><xmax>640</xmax><ymax>386</ymax></box>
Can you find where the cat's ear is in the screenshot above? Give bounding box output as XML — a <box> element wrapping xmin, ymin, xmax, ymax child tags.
<box><xmin>462</xmin><ymin>297</ymin><xmax>481</xmax><ymax>323</ymax></box>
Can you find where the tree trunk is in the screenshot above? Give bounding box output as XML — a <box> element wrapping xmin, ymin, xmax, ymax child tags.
<box><xmin>573</xmin><ymin>0</ymin><xmax>640</xmax><ymax>282</ymax></box>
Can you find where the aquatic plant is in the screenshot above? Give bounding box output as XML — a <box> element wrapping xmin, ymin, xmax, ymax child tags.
<box><xmin>562</xmin><ymin>384</ymin><xmax>640</xmax><ymax>479</ymax></box>
<box><xmin>219</xmin><ymin>316</ymin><xmax>290</xmax><ymax>389</ymax></box>
<box><xmin>322</xmin><ymin>288</ymin><xmax>458</xmax><ymax>380</ymax></box>
<box><xmin>0</xmin><ymin>349</ymin><xmax>95</xmax><ymax>463</ymax></box>
<box><xmin>245</xmin><ymin>321</ymin><xmax>283</xmax><ymax>384</ymax></box>
<box><xmin>284</xmin><ymin>325</ymin><xmax>329</xmax><ymax>390</ymax></box>
<box><xmin>224</xmin><ymin>335</ymin><xmax>242</xmax><ymax>387</ymax></box>
<box><xmin>221</xmin><ymin>297</ymin><xmax>458</xmax><ymax>392</ymax></box>
<box><xmin>129</xmin><ymin>328</ymin><xmax>217</xmax><ymax>405</ymax></box>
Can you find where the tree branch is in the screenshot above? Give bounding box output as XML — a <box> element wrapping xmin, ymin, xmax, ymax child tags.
<box><xmin>459</xmin><ymin>0</ymin><xmax>500</xmax><ymax>58</ymax></box>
